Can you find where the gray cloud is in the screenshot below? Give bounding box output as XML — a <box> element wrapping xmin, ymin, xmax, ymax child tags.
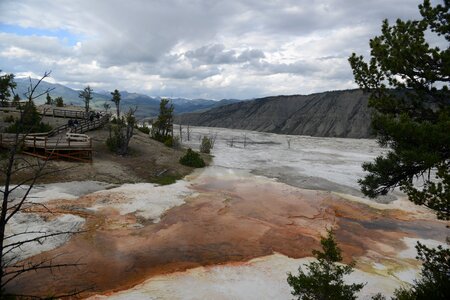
<box><xmin>185</xmin><ymin>44</ymin><xmax>265</xmax><ymax>65</ymax></box>
<box><xmin>0</xmin><ymin>0</ymin><xmax>436</xmax><ymax>99</ymax></box>
<box><xmin>245</xmin><ymin>59</ymin><xmax>319</xmax><ymax>75</ymax></box>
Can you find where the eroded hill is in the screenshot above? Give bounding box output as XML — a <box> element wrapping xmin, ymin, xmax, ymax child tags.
<box><xmin>177</xmin><ymin>89</ymin><xmax>372</xmax><ymax>138</ymax></box>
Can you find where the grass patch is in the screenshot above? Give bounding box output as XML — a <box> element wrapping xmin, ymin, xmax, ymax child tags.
<box><xmin>150</xmin><ymin>173</ymin><xmax>183</xmax><ymax>185</ymax></box>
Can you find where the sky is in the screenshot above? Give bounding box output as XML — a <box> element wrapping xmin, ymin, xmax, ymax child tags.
<box><xmin>0</xmin><ymin>0</ymin><xmax>432</xmax><ymax>100</ymax></box>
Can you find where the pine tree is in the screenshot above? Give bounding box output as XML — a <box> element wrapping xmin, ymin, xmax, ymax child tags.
<box><xmin>45</xmin><ymin>92</ymin><xmax>52</xmax><ymax>105</ymax></box>
<box><xmin>349</xmin><ymin>1</ymin><xmax>449</xmax><ymax>298</ymax></box>
<box><xmin>55</xmin><ymin>96</ymin><xmax>64</xmax><ymax>107</ymax></box>
<box><xmin>0</xmin><ymin>72</ymin><xmax>16</xmax><ymax>105</ymax></box>
<box><xmin>287</xmin><ymin>230</ymin><xmax>365</xmax><ymax>300</ymax></box>
<box><xmin>110</xmin><ymin>89</ymin><xmax>121</xmax><ymax>118</ymax></box>
<box><xmin>79</xmin><ymin>85</ymin><xmax>93</xmax><ymax>113</ymax></box>
<box><xmin>151</xmin><ymin>98</ymin><xmax>174</xmax><ymax>143</ymax></box>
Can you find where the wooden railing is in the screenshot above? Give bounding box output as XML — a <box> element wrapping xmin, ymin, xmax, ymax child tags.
<box><xmin>49</xmin><ymin>109</ymin><xmax>87</xmax><ymax>119</ymax></box>
<box><xmin>0</xmin><ymin>133</ymin><xmax>92</xmax><ymax>150</ymax></box>
<box><xmin>0</xmin><ymin>100</ymin><xmax>28</xmax><ymax>108</ymax></box>
<box><xmin>1</xmin><ymin>104</ymin><xmax>90</xmax><ymax>119</ymax></box>
<box><xmin>0</xmin><ymin>114</ymin><xmax>109</xmax><ymax>150</ymax></box>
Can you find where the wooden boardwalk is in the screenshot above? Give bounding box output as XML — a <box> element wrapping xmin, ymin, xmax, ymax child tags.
<box><xmin>42</xmin><ymin>108</ymin><xmax>87</xmax><ymax>119</ymax></box>
<box><xmin>0</xmin><ymin>115</ymin><xmax>109</xmax><ymax>162</ymax></box>
<box><xmin>1</xmin><ymin>104</ymin><xmax>88</xmax><ymax>119</ymax></box>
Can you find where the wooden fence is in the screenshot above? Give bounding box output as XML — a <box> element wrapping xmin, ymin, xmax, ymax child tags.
<box><xmin>0</xmin><ymin>114</ymin><xmax>110</xmax><ymax>162</ymax></box>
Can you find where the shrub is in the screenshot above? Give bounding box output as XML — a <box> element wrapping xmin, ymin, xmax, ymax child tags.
<box><xmin>163</xmin><ymin>136</ymin><xmax>173</xmax><ymax>147</ymax></box>
<box><xmin>179</xmin><ymin>148</ymin><xmax>205</xmax><ymax>168</ymax></box>
<box><xmin>5</xmin><ymin>101</ymin><xmax>52</xmax><ymax>133</ymax></box>
<box><xmin>55</xmin><ymin>96</ymin><xmax>64</xmax><ymax>107</ymax></box>
<box><xmin>106</xmin><ymin>131</ymin><xmax>120</xmax><ymax>152</ymax></box>
<box><xmin>151</xmin><ymin>173</ymin><xmax>182</xmax><ymax>185</ymax></box>
<box><xmin>200</xmin><ymin>136</ymin><xmax>213</xmax><ymax>154</ymax></box>
<box><xmin>6</xmin><ymin>122</ymin><xmax>52</xmax><ymax>133</ymax></box>
<box><xmin>137</xmin><ymin>126</ymin><xmax>150</xmax><ymax>134</ymax></box>
<box><xmin>3</xmin><ymin>115</ymin><xmax>15</xmax><ymax>123</ymax></box>
<box><xmin>172</xmin><ymin>136</ymin><xmax>181</xmax><ymax>149</ymax></box>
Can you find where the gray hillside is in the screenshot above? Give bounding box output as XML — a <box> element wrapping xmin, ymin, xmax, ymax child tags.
<box><xmin>177</xmin><ymin>89</ymin><xmax>373</xmax><ymax>138</ymax></box>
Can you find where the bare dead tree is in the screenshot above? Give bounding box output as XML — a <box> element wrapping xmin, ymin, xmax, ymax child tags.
<box><xmin>229</xmin><ymin>136</ymin><xmax>234</xmax><ymax>147</ymax></box>
<box><xmin>187</xmin><ymin>124</ymin><xmax>191</xmax><ymax>141</ymax></box>
<box><xmin>210</xmin><ymin>132</ymin><xmax>217</xmax><ymax>149</ymax></box>
<box><xmin>0</xmin><ymin>72</ymin><xmax>84</xmax><ymax>297</ymax></box>
<box><xmin>24</xmin><ymin>71</ymin><xmax>55</xmax><ymax>102</ymax></box>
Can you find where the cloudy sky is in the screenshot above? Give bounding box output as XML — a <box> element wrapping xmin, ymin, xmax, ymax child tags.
<box><xmin>0</xmin><ymin>0</ymin><xmax>429</xmax><ymax>99</ymax></box>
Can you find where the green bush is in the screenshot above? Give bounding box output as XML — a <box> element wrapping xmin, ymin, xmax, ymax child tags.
<box><xmin>5</xmin><ymin>101</ymin><xmax>52</xmax><ymax>133</ymax></box>
<box><xmin>106</xmin><ymin>124</ymin><xmax>122</xmax><ymax>152</ymax></box>
<box><xmin>55</xmin><ymin>96</ymin><xmax>64</xmax><ymax>107</ymax></box>
<box><xmin>6</xmin><ymin>122</ymin><xmax>52</xmax><ymax>133</ymax></box>
<box><xmin>172</xmin><ymin>136</ymin><xmax>181</xmax><ymax>149</ymax></box>
<box><xmin>151</xmin><ymin>132</ymin><xmax>175</xmax><ymax>148</ymax></box>
<box><xmin>3</xmin><ymin>115</ymin><xmax>15</xmax><ymax>123</ymax></box>
<box><xmin>137</xmin><ymin>126</ymin><xmax>150</xmax><ymax>134</ymax></box>
<box><xmin>200</xmin><ymin>136</ymin><xmax>213</xmax><ymax>154</ymax></box>
<box><xmin>163</xmin><ymin>136</ymin><xmax>173</xmax><ymax>147</ymax></box>
<box><xmin>151</xmin><ymin>173</ymin><xmax>182</xmax><ymax>185</ymax></box>
<box><xmin>179</xmin><ymin>148</ymin><xmax>205</xmax><ymax>168</ymax></box>
<box><xmin>150</xmin><ymin>132</ymin><xmax>164</xmax><ymax>142</ymax></box>
<box><xmin>106</xmin><ymin>135</ymin><xmax>119</xmax><ymax>152</ymax></box>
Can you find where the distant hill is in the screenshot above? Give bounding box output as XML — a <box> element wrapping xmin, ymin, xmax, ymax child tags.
<box><xmin>176</xmin><ymin>89</ymin><xmax>373</xmax><ymax>138</ymax></box>
<box><xmin>13</xmin><ymin>78</ymin><xmax>241</xmax><ymax>119</ymax></box>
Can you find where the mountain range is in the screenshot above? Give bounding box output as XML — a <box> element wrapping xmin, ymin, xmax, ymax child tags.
<box><xmin>13</xmin><ymin>78</ymin><xmax>240</xmax><ymax>119</ymax></box>
<box><xmin>14</xmin><ymin>78</ymin><xmax>374</xmax><ymax>138</ymax></box>
<box><xmin>176</xmin><ymin>89</ymin><xmax>373</xmax><ymax>138</ymax></box>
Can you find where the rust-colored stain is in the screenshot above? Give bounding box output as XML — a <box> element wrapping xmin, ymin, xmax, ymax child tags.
<box><xmin>6</xmin><ymin>176</ymin><xmax>447</xmax><ymax>298</ymax></box>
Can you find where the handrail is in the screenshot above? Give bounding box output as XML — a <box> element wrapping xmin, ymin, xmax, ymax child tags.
<box><xmin>0</xmin><ymin>114</ymin><xmax>109</xmax><ymax>150</ymax></box>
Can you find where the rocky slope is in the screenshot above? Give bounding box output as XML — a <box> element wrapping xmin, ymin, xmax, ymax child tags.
<box><xmin>177</xmin><ymin>89</ymin><xmax>373</xmax><ymax>138</ymax></box>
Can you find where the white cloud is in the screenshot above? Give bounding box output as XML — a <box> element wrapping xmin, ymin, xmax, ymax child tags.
<box><xmin>0</xmin><ymin>0</ymin><xmax>435</xmax><ymax>99</ymax></box>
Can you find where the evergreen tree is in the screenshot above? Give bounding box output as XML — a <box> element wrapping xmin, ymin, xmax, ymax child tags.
<box><xmin>45</xmin><ymin>92</ymin><xmax>53</xmax><ymax>105</ymax></box>
<box><xmin>6</xmin><ymin>101</ymin><xmax>52</xmax><ymax>133</ymax></box>
<box><xmin>151</xmin><ymin>98</ymin><xmax>174</xmax><ymax>143</ymax></box>
<box><xmin>349</xmin><ymin>1</ymin><xmax>449</xmax><ymax>298</ymax></box>
<box><xmin>55</xmin><ymin>96</ymin><xmax>64</xmax><ymax>107</ymax></box>
<box><xmin>79</xmin><ymin>85</ymin><xmax>93</xmax><ymax>113</ymax></box>
<box><xmin>0</xmin><ymin>72</ymin><xmax>16</xmax><ymax>105</ymax></box>
<box><xmin>111</xmin><ymin>89</ymin><xmax>121</xmax><ymax>118</ymax></box>
<box><xmin>287</xmin><ymin>230</ymin><xmax>365</xmax><ymax>300</ymax></box>
<box><xmin>12</xmin><ymin>94</ymin><xmax>20</xmax><ymax>107</ymax></box>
